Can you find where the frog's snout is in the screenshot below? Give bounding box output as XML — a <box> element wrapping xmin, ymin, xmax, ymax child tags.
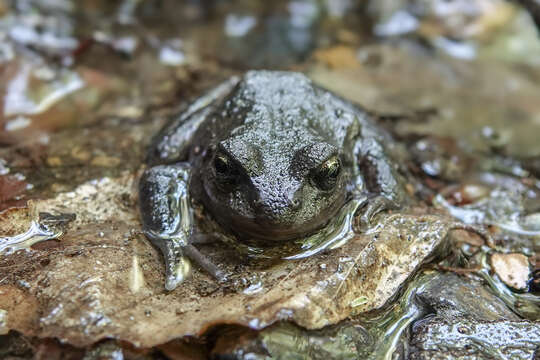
<box><xmin>252</xmin><ymin>187</ymin><xmax>303</xmax><ymax>223</ymax></box>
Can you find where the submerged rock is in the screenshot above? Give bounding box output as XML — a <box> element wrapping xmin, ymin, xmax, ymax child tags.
<box><xmin>410</xmin><ymin>273</ymin><xmax>540</xmax><ymax>360</ymax></box>
<box><xmin>414</xmin><ymin>273</ymin><xmax>520</xmax><ymax>321</ymax></box>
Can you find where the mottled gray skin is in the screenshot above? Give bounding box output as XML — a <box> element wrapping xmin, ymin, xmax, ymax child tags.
<box><xmin>139</xmin><ymin>71</ymin><xmax>405</xmax><ymax>289</ymax></box>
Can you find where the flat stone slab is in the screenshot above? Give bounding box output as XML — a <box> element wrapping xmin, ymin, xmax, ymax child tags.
<box><xmin>0</xmin><ymin>172</ymin><xmax>464</xmax><ymax>347</ymax></box>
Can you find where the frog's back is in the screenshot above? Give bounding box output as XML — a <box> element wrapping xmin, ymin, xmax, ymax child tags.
<box><xmin>225</xmin><ymin>71</ymin><xmax>362</xmax><ymax>148</ymax></box>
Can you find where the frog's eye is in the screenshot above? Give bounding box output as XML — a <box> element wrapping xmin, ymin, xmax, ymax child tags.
<box><xmin>213</xmin><ymin>152</ymin><xmax>239</xmax><ymax>184</ymax></box>
<box><xmin>311</xmin><ymin>156</ymin><xmax>341</xmax><ymax>191</ymax></box>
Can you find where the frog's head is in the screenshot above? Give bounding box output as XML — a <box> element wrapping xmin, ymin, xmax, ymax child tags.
<box><xmin>201</xmin><ymin>127</ymin><xmax>348</xmax><ymax>243</ymax></box>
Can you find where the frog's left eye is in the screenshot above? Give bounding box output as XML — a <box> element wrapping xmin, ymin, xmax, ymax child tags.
<box><xmin>213</xmin><ymin>151</ymin><xmax>239</xmax><ymax>184</ymax></box>
<box><xmin>311</xmin><ymin>156</ymin><xmax>341</xmax><ymax>191</ymax></box>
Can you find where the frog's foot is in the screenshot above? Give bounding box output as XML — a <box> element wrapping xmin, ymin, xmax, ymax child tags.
<box><xmin>148</xmin><ymin>233</ymin><xmax>226</xmax><ymax>290</ymax></box>
<box><xmin>358</xmin><ymin>195</ymin><xmax>397</xmax><ymax>230</ymax></box>
<box><xmin>184</xmin><ymin>244</ymin><xmax>227</xmax><ymax>282</ymax></box>
<box><xmin>161</xmin><ymin>239</ymin><xmax>192</xmax><ymax>291</ymax></box>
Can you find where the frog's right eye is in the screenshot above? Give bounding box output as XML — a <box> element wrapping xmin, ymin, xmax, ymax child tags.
<box><xmin>311</xmin><ymin>155</ymin><xmax>341</xmax><ymax>191</ymax></box>
<box><xmin>213</xmin><ymin>152</ymin><xmax>239</xmax><ymax>184</ymax></box>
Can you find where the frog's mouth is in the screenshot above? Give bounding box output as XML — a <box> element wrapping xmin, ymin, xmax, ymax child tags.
<box><xmin>233</xmin><ymin>218</ymin><xmax>329</xmax><ymax>243</ymax></box>
<box><xmin>215</xmin><ymin>195</ymin><xmax>347</xmax><ymax>245</ymax></box>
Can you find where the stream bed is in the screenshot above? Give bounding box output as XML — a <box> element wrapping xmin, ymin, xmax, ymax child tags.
<box><xmin>0</xmin><ymin>1</ymin><xmax>539</xmax><ymax>359</ymax></box>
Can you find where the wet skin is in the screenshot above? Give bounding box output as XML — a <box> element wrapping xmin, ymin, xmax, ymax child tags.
<box><xmin>139</xmin><ymin>71</ymin><xmax>405</xmax><ymax>290</ymax></box>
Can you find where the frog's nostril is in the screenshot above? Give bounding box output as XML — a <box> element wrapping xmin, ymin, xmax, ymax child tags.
<box><xmin>290</xmin><ymin>195</ymin><xmax>302</xmax><ymax>210</ymax></box>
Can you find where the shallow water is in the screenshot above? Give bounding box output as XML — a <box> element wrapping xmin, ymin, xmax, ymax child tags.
<box><xmin>0</xmin><ymin>0</ymin><xmax>539</xmax><ymax>358</ymax></box>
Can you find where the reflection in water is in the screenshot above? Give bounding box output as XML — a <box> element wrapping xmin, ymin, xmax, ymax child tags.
<box><xmin>284</xmin><ymin>196</ymin><xmax>366</xmax><ymax>260</ymax></box>
<box><xmin>0</xmin><ymin>212</ymin><xmax>75</xmax><ymax>254</ymax></box>
<box><xmin>0</xmin><ymin>220</ymin><xmax>61</xmax><ymax>254</ymax></box>
<box><xmin>224</xmin><ymin>196</ymin><xmax>367</xmax><ymax>260</ymax></box>
<box><xmin>434</xmin><ymin>193</ymin><xmax>540</xmax><ymax>237</ymax></box>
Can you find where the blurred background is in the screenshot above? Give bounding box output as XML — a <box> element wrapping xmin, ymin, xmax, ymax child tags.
<box><xmin>1</xmin><ymin>1</ymin><xmax>540</xmax><ymax>359</ymax></box>
<box><xmin>1</xmin><ymin>0</ymin><xmax>540</xmax><ymax>208</ymax></box>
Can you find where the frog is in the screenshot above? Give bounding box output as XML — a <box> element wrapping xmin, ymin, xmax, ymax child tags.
<box><xmin>138</xmin><ymin>71</ymin><xmax>407</xmax><ymax>290</ymax></box>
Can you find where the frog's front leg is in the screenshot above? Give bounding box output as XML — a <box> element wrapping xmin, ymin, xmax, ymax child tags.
<box><xmin>146</xmin><ymin>76</ymin><xmax>239</xmax><ymax>165</ymax></box>
<box><xmin>353</xmin><ymin>137</ymin><xmax>404</xmax><ymax>227</ymax></box>
<box><xmin>139</xmin><ymin>164</ymin><xmax>224</xmax><ymax>290</ymax></box>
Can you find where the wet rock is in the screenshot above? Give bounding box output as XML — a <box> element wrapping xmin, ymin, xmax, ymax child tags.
<box><xmin>200</xmin><ymin>2</ymin><xmax>322</xmax><ymax>69</ymax></box>
<box><xmin>82</xmin><ymin>341</ymin><xmax>125</xmax><ymax>360</ymax></box>
<box><xmin>477</xmin><ymin>267</ymin><xmax>540</xmax><ymax>321</ymax></box>
<box><xmin>0</xmin><ymin>173</ymin><xmax>467</xmax><ymax>347</ymax></box>
<box><xmin>409</xmin><ymin>137</ymin><xmax>471</xmax><ymax>182</ymax></box>
<box><xmin>158</xmin><ymin>338</ymin><xmax>207</xmax><ymax>360</ymax></box>
<box><xmin>491</xmin><ymin>253</ymin><xmax>531</xmax><ymax>291</ymax></box>
<box><xmin>451</xmin><ymin>183</ymin><xmax>491</xmax><ymax>205</ymax></box>
<box><xmin>210</xmin><ymin>326</ymin><xmax>266</xmax><ymax>359</ymax></box>
<box><xmin>523</xmin><ymin>213</ymin><xmax>540</xmax><ymax>231</ymax></box>
<box><xmin>415</xmin><ymin>273</ymin><xmax>519</xmax><ymax>321</ymax></box>
<box><xmin>260</xmin><ymin>322</ymin><xmax>372</xmax><ymax>360</ymax></box>
<box><xmin>1</xmin><ymin>0</ymin><xmax>78</xmax><ymax>59</ymax></box>
<box><xmin>433</xmin><ymin>174</ymin><xmax>540</xmax><ymax>243</ymax></box>
<box><xmin>2</xmin><ymin>62</ymin><xmax>84</xmax><ymax>118</ymax></box>
<box><xmin>410</xmin><ymin>273</ymin><xmax>540</xmax><ymax>359</ymax></box>
<box><xmin>410</xmin><ymin>317</ymin><xmax>540</xmax><ymax>360</ymax></box>
<box><xmin>209</xmin><ymin>272</ymin><xmax>440</xmax><ymax>359</ymax></box>
<box><xmin>369</xmin><ymin>0</ymin><xmax>520</xmax><ymax>56</ymax></box>
<box><xmin>0</xmin><ymin>331</ymin><xmax>34</xmax><ymax>359</ymax></box>
<box><xmin>211</xmin><ymin>322</ymin><xmax>373</xmax><ymax>360</ymax></box>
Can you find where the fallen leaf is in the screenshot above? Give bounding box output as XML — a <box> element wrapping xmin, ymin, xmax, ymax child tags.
<box><xmin>0</xmin><ymin>172</ymin><xmax>467</xmax><ymax>348</ymax></box>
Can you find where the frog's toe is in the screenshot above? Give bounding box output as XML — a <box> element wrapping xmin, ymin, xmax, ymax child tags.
<box><xmin>358</xmin><ymin>195</ymin><xmax>397</xmax><ymax>229</ymax></box>
<box><xmin>164</xmin><ymin>254</ymin><xmax>192</xmax><ymax>291</ymax></box>
<box><xmin>183</xmin><ymin>244</ymin><xmax>227</xmax><ymax>282</ymax></box>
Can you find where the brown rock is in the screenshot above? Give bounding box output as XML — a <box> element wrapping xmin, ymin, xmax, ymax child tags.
<box><xmin>491</xmin><ymin>253</ymin><xmax>531</xmax><ymax>290</ymax></box>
